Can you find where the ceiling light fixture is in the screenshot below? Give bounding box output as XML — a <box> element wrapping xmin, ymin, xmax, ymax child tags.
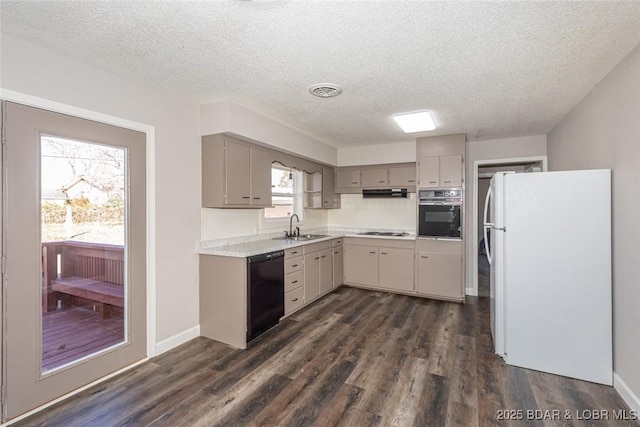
<box><xmin>308</xmin><ymin>83</ymin><xmax>343</xmax><ymax>98</ymax></box>
<box><xmin>393</xmin><ymin>111</ymin><xmax>436</xmax><ymax>133</ymax></box>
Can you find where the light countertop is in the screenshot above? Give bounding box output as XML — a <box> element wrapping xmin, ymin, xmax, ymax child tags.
<box><xmin>198</xmin><ymin>229</ymin><xmax>416</xmax><ymax>258</ymax></box>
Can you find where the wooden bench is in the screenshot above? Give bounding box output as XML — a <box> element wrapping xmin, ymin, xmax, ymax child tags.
<box><xmin>42</xmin><ymin>241</ymin><xmax>125</xmax><ymax>318</ymax></box>
<box><xmin>51</xmin><ymin>276</ymin><xmax>124</xmax><ymax>319</ymax></box>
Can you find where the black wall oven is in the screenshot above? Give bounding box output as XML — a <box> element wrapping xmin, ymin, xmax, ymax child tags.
<box><xmin>418</xmin><ymin>188</ymin><xmax>462</xmax><ymax>239</ymax></box>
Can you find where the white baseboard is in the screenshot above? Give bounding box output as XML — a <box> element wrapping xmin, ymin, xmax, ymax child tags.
<box><xmin>154</xmin><ymin>325</ymin><xmax>201</xmax><ymax>356</ymax></box>
<box><xmin>466</xmin><ymin>287</ymin><xmax>478</xmax><ymax>296</ymax></box>
<box><xmin>614</xmin><ymin>372</ymin><xmax>640</xmax><ymax>415</ymax></box>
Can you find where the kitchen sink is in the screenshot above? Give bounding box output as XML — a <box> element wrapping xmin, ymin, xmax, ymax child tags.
<box><xmin>272</xmin><ymin>234</ymin><xmax>329</xmax><ymax>241</ymax></box>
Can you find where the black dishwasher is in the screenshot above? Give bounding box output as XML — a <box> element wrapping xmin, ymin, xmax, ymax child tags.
<box><xmin>247</xmin><ymin>250</ymin><xmax>285</xmax><ymax>342</ymax></box>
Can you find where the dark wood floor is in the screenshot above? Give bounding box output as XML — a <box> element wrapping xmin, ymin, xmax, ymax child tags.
<box><xmin>19</xmin><ymin>287</ymin><xmax>634</xmax><ymax>426</ymax></box>
<box><xmin>42</xmin><ymin>306</ymin><xmax>124</xmax><ymax>371</ymax></box>
<box><xmin>478</xmin><ymin>252</ymin><xmax>490</xmax><ymax>298</ymax></box>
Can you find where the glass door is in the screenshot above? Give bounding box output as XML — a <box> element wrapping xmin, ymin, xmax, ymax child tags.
<box><xmin>2</xmin><ymin>102</ymin><xmax>147</xmax><ymax>421</ymax></box>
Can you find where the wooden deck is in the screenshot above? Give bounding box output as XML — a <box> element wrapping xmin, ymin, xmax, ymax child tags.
<box><xmin>42</xmin><ymin>306</ymin><xmax>124</xmax><ymax>372</ymax></box>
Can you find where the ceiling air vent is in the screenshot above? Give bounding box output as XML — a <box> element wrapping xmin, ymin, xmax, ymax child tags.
<box><xmin>308</xmin><ymin>83</ymin><xmax>343</xmax><ymax>98</ymax></box>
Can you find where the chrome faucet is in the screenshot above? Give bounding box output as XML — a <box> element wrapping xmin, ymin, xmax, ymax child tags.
<box><xmin>288</xmin><ymin>213</ymin><xmax>300</xmax><ymax>238</ymax></box>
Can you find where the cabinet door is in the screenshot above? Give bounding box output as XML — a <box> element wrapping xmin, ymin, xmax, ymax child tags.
<box><xmin>389</xmin><ymin>166</ymin><xmax>416</xmax><ymax>187</ymax></box>
<box><xmin>418</xmin><ymin>156</ymin><xmax>439</xmax><ymax>188</ymax></box>
<box><xmin>379</xmin><ymin>248</ymin><xmax>414</xmax><ymax>292</ymax></box>
<box><xmin>250</xmin><ymin>148</ymin><xmax>273</xmax><ymax>206</ymax></box>
<box><xmin>344</xmin><ymin>245</ymin><xmax>378</xmax><ymax>287</ymax></box>
<box><xmin>360</xmin><ymin>168</ymin><xmax>389</xmax><ymax>188</ymax></box>
<box><xmin>322</xmin><ymin>167</ymin><xmax>336</xmax><ymax>208</ymax></box>
<box><xmin>319</xmin><ymin>249</ymin><xmax>333</xmax><ymax>295</ymax></box>
<box><xmin>336</xmin><ymin>170</ymin><xmax>360</xmax><ymax>188</ymax></box>
<box><xmin>417</xmin><ymin>252</ymin><xmax>463</xmax><ymax>300</ymax></box>
<box><xmin>332</xmin><ymin>246</ymin><xmax>343</xmax><ymax>288</ymax></box>
<box><xmin>225</xmin><ymin>141</ymin><xmax>251</xmax><ymax>205</ymax></box>
<box><xmin>304</xmin><ymin>253</ymin><xmax>321</xmax><ymax>303</ymax></box>
<box><xmin>439</xmin><ymin>154</ymin><xmax>462</xmax><ymax>187</ymax></box>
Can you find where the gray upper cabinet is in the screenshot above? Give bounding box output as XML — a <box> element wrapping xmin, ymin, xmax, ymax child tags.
<box><xmin>389</xmin><ymin>166</ymin><xmax>416</xmax><ymax>187</ymax></box>
<box><xmin>202</xmin><ymin>135</ymin><xmax>272</xmax><ymax>208</ymax></box>
<box><xmin>335</xmin><ymin>163</ymin><xmax>416</xmax><ymax>193</ymax></box>
<box><xmin>439</xmin><ymin>154</ymin><xmax>462</xmax><ymax>187</ymax></box>
<box><xmin>336</xmin><ymin>169</ymin><xmax>360</xmax><ymax>188</ymax></box>
<box><xmin>305</xmin><ymin>167</ymin><xmax>340</xmax><ymax>209</ymax></box>
<box><xmin>224</xmin><ymin>141</ymin><xmax>251</xmax><ymax>205</ymax></box>
<box><xmin>249</xmin><ymin>147</ymin><xmax>272</xmax><ymax>205</ymax></box>
<box><xmin>360</xmin><ymin>168</ymin><xmax>388</xmax><ymax>188</ymax></box>
<box><xmin>321</xmin><ymin>167</ymin><xmax>337</xmax><ymax>208</ymax></box>
<box><xmin>418</xmin><ymin>154</ymin><xmax>462</xmax><ymax>188</ymax></box>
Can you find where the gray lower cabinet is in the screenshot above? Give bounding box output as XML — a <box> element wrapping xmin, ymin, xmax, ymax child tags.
<box><xmin>344</xmin><ymin>244</ymin><xmax>379</xmax><ymax>287</ymax></box>
<box><xmin>379</xmin><ymin>248</ymin><xmax>414</xmax><ymax>292</ymax></box>
<box><xmin>415</xmin><ymin>239</ymin><xmax>464</xmax><ymax>302</ymax></box>
<box><xmin>332</xmin><ymin>245</ymin><xmax>343</xmax><ymax>288</ymax></box>
<box><xmin>344</xmin><ymin>237</ymin><xmax>416</xmax><ymax>293</ymax></box>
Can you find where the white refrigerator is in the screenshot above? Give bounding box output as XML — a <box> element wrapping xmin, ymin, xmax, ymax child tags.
<box><xmin>483</xmin><ymin>169</ymin><xmax>612</xmax><ymax>385</ymax></box>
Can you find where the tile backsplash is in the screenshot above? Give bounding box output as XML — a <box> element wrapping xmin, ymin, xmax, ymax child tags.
<box><xmin>327</xmin><ymin>193</ymin><xmax>416</xmax><ymax>231</ymax></box>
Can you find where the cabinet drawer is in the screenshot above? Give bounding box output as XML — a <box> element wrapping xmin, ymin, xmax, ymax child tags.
<box><xmin>284</xmin><ymin>256</ymin><xmax>303</xmax><ymax>275</ymax></box>
<box><xmin>285</xmin><ymin>287</ymin><xmax>305</xmax><ymax>315</ymax></box>
<box><xmin>332</xmin><ymin>238</ymin><xmax>343</xmax><ymax>247</ymax></box>
<box><xmin>303</xmin><ymin>240</ymin><xmax>332</xmax><ymax>254</ymax></box>
<box><xmin>285</xmin><ymin>270</ymin><xmax>304</xmax><ymax>292</ymax></box>
<box><xmin>285</xmin><ymin>247</ymin><xmax>303</xmax><ymax>258</ymax></box>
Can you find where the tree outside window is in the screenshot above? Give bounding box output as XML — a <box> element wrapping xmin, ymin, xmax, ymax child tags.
<box><xmin>264</xmin><ymin>165</ymin><xmax>303</xmax><ymax>221</ymax></box>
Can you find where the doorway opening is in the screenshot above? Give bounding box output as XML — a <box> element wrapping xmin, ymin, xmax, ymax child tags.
<box><xmin>471</xmin><ymin>157</ymin><xmax>547</xmax><ymax>297</ymax></box>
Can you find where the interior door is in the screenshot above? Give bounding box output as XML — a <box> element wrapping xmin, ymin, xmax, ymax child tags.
<box><xmin>2</xmin><ymin>102</ymin><xmax>147</xmax><ymax>421</ymax></box>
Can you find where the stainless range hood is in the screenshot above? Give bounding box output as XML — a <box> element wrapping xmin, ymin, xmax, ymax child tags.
<box><xmin>362</xmin><ymin>188</ymin><xmax>408</xmax><ymax>198</ymax></box>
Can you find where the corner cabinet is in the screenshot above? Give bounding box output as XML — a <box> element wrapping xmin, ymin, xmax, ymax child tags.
<box><xmin>343</xmin><ymin>237</ymin><xmax>415</xmax><ymax>293</ymax></box>
<box><xmin>305</xmin><ymin>167</ymin><xmax>340</xmax><ymax>209</ymax></box>
<box><xmin>202</xmin><ymin>135</ymin><xmax>272</xmax><ymax>208</ymax></box>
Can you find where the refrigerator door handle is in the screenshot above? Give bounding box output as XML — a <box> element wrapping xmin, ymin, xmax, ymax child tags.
<box><xmin>483</xmin><ymin>185</ymin><xmax>493</xmax><ymax>265</ymax></box>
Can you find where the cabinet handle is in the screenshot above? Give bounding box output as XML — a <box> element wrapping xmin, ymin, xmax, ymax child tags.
<box><xmin>378</xmin><ymin>180</ymin><xmax>385</xmax><ymax>183</ymax></box>
<box><xmin>293</xmin><ymin>298</ymin><xmax>299</xmax><ymax>302</ymax></box>
<box><xmin>291</xmin><ymin>251</ymin><xmax>298</xmax><ymax>254</ymax></box>
<box><xmin>321</xmin><ymin>255</ymin><xmax>326</xmax><ymax>258</ymax></box>
<box><xmin>408</xmin><ymin>180</ymin><xmax>415</xmax><ymax>183</ymax></box>
<box><xmin>369</xmin><ymin>251</ymin><xmax>376</xmax><ymax>254</ymax></box>
<box><xmin>253</xmin><ymin>197</ymin><xmax>261</xmax><ymax>200</ymax></box>
<box><xmin>421</xmin><ymin>255</ymin><xmax>429</xmax><ymax>259</ymax></box>
<box><xmin>443</xmin><ymin>180</ymin><xmax>452</xmax><ymax>183</ymax></box>
<box><xmin>380</xmin><ymin>252</ymin><xmax>388</xmax><ymax>255</ymax></box>
<box><xmin>351</xmin><ymin>181</ymin><xmax>358</xmax><ymax>184</ymax></box>
<box><xmin>429</xmin><ymin>181</ymin><xmax>437</xmax><ymax>184</ymax></box>
<box><xmin>292</xmin><ymin>264</ymin><xmax>298</xmax><ymax>267</ymax></box>
<box><xmin>315</xmin><ymin>256</ymin><xmax>320</xmax><ymax>260</ymax></box>
<box><xmin>334</xmin><ymin>251</ymin><xmax>339</xmax><ymax>254</ymax></box>
<box><xmin>242</xmin><ymin>196</ymin><xmax>251</xmax><ymax>199</ymax></box>
<box><xmin>292</xmin><ymin>280</ymin><xmax>298</xmax><ymax>284</ymax></box>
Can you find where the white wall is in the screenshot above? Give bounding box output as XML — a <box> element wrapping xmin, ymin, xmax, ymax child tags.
<box><xmin>1</xmin><ymin>35</ymin><xmax>201</xmax><ymax>348</ymax></box>
<box><xmin>464</xmin><ymin>135</ymin><xmax>548</xmax><ymax>293</ymax></box>
<box><xmin>547</xmin><ymin>43</ymin><xmax>640</xmax><ymax>410</ymax></box>
<box><xmin>338</xmin><ymin>141</ymin><xmax>416</xmax><ymax>166</ymax></box>
<box><xmin>201</xmin><ymin>101</ymin><xmax>337</xmax><ymax>166</ymax></box>
<box><xmin>327</xmin><ymin>193</ymin><xmax>416</xmax><ymax>231</ymax></box>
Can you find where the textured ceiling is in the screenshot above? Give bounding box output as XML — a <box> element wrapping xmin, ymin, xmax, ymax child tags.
<box><xmin>2</xmin><ymin>1</ymin><xmax>640</xmax><ymax>148</ymax></box>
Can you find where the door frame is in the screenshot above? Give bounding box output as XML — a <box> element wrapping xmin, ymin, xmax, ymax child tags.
<box><xmin>0</xmin><ymin>89</ymin><xmax>157</xmax><ymax>420</ymax></box>
<box><xmin>469</xmin><ymin>156</ymin><xmax>547</xmax><ymax>296</ymax></box>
